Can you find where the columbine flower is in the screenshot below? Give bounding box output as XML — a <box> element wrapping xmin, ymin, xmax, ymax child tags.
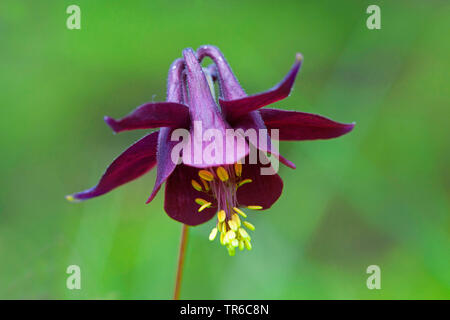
<box><xmin>67</xmin><ymin>46</ymin><xmax>354</xmax><ymax>256</ymax></box>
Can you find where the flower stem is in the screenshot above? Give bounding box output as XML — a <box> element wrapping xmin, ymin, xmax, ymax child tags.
<box><xmin>173</xmin><ymin>224</ymin><xmax>189</xmax><ymax>300</ymax></box>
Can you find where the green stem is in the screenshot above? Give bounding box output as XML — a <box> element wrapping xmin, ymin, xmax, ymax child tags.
<box><xmin>173</xmin><ymin>224</ymin><xmax>189</xmax><ymax>300</ymax></box>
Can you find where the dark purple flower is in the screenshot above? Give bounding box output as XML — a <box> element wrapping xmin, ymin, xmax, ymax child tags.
<box><xmin>67</xmin><ymin>46</ymin><xmax>354</xmax><ymax>255</ymax></box>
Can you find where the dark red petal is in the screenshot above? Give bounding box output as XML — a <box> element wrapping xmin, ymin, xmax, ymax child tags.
<box><xmin>104</xmin><ymin>102</ymin><xmax>189</xmax><ymax>133</ymax></box>
<box><xmin>219</xmin><ymin>54</ymin><xmax>303</xmax><ymax>121</ymax></box>
<box><xmin>260</xmin><ymin>108</ymin><xmax>355</xmax><ymax>141</ymax></box>
<box><xmin>232</xmin><ymin>113</ymin><xmax>296</xmax><ymax>169</ymax></box>
<box><xmin>146</xmin><ymin>127</ymin><xmax>179</xmax><ymax>204</ymax></box>
<box><xmin>164</xmin><ymin>164</ymin><xmax>217</xmax><ymax>226</ymax></box>
<box><xmin>68</xmin><ymin>131</ymin><xmax>159</xmax><ymax>201</ymax></box>
<box><xmin>237</xmin><ymin>160</ymin><xmax>283</xmax><ymax>209</ymax></box>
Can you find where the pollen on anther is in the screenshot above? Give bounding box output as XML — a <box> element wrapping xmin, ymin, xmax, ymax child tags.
<box><xmin>226</xmin><ymin>230</ymin><xmax>236</xmax><ymax>240</ymax></box>
<box><xmin>218</xmin><ymin>210</ymin><xmax>226</xmax><ymax>222</ymax></box>
<box><xmin>216</xmin><ymin>166</ymin><xmax>229</xmax><ymax>182</ymax></box>
<box><xmin>198</xmin><ymin>170</ymin><xmax>214</xmax><ymax>181</ymax></box>
<box><xmin>239</xmin><ymin>228</ymin><xmax>249</xmax><ymax>239</ymax></box>
<box><xmin>237</xmin><ymin>179</ymin><xmax>252</xmax><ymax>187</ymax></box>
<box><xmin>228</xmin><ymin>220</ymin><xmax>238</xmax><ymax>231</ymax></box>
<box><xmin>200</xmin><ymin>178</ymin><xmax>210</xmax><ymax>191</ymax></box>
<box><xmin>233</xmin><ymin>207</ymin><xmax>247</xmax><ymax>218</ymax></box>
<box><xmin>209</xmin><ymin>228</ymin><xmax>218</xmax><ymax>241</ymax></box>
<box><xmin>234</xmin><ymin>162</ymin><xmax>242</xmax><ymax>177</ymax></box>
<box><xmin>198</xmin><ymin>202</ymin><xmax>212</xmax><ymax>212</ymax></box>
<box><xmin>191</xmin><ymin>179</ymin><xmax>203</xmax><ymax>191</ymax></box>
<box><xmin>243</xmin><ymin>221</ymin><xmax>255</xmax><ymax>231</ymax></box>
<box><xmin>232</xmin><ymin>214</ymin><xmax>241</xmax><ymax>227</ymax></box>
<box><xmin>195</xmin><ymin>198</ymin><xmax>208</xmax><ymax>205</ymax></box>
<box><xmin>247</xmin><ymin>205</ymin><xmax>263</xmax><ymax>210</ymax></box>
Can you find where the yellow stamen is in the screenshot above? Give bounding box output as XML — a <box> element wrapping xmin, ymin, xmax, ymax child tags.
<box><xmin>234</xmin><ymin>162</ymin><xmax>242</xmax><ymax>177</ymax></box>
<box><xmin>216</xmin><ymin>166</ymin><xmax>229</xmax><ymax>182</ymax></box>
<box><xmin>223</xmin><ymin>233</ymin><xmax>229</xmax><ymax>244</ymax></box>
<box><xmin>238</xmin><ymin>228</ymin><xmax>249</xmax><ymax>239</ymax></box>
<box><xmin>198</xmin><ymin>170</ymin><xmax>214</xmax><ymax>181</ymax></box>
<box><xmin>231</xmin><ymin>239</ymin><xmax>239</xmax><ymax>247</ymax></box>
<box><xmin>191</xmin><ymin>179</ymin><xmax>203</xmax><ymax>191</ymax></box>
<box><xmin>228</xmin><ymin>220</ymin><xmax>238</xmax><ymax>231</ymax></box>
<box><xmin>226</xmin><ymin>230</ymin><xmax>236</xmax><ymax>240</ymax></box>
<box><xmin>233</xmin><ymin>207</ymin><xmax>247</xmax><ymax>218</ymax></box>
<box><xmin>218</xmin><ymin>210</ymin><xmax>226</xmax><ymax>222</ymax></box>
<box><xmin>232</xmin><ymin>213</ymin><xmax>241</xmax><ymax>227</ymax></box>
<box><xmin>222</xmin><ymin>222</ymin><xmax>228</xmax><ymax>233</ymax></box>
<box><xmin>244</xmin><ymin>239</ymin><xmax>252</xmax><ymax>250</ymax></box>
<box><xmin>239</xmin><ymin>240</ymin><xmax>245</xmax><ymax>251</ymax></box>
<box><xmin>228</xmin><ymin>247</ymin><xmax>236</xmax><ymax>256</ymax></box>
<box><xmin>195</xmin><ymin>198</ymin><xmax>208</xmax><ymax>205</ymax></box>
<box><xmin>243</xmin><ymin>221</ymin><xmax>255</xmax><ymax>231</ymax></box>
<box><xmin>247</xmin><ymin>205</ymin><xmax>263</xmax><ymax>210</ymax></box>
<box><xmin>209</xmin><ymin>228</ymin><xmax>218</xmax><ymax>241</ymax></box>
<box><xmin>220</xmin><ymin>232</ymin><xmax>225</xmax><ymax>245</ymax></box>
<box><xmin>237</xmin><ymin>179</ymin><xmax>252</xmax><ymax>187</ymax></box>
<box><xmin>198</xmin><ymin>202</ymin><xmax>212</xmax><ymax>212</ymax></box>
<box><xmin>200</xmin><ymin>178</ymin><xmax>210</xmax><ymax>191</ymax></box>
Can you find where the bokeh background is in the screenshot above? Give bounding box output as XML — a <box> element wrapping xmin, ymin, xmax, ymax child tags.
<box><xmin>0</xmin><ymin>0</ymin><xmax>449</xmax><ymax>299</ymax></box>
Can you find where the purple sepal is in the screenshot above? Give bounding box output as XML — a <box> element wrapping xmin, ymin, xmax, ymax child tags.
<box><xmin>260</xmin><ymin>108</ymin><xmax>355</xmax><ymax>141</ymax></box>
<box><xmin>68</xmin><ymin>131</ymin><xmax>159</xmax><ymax>201</ymax></box>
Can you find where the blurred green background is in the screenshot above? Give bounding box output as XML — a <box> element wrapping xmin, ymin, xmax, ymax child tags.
<box><xmin>0</xmin><ymin>0</ymin><xmax>449</xmax><ymax>299</ymax></box>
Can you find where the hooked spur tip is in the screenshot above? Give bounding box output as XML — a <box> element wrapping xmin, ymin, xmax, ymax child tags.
<box><xmin>198</xmin><ymin>44</ymin><xmax>213</xmax><ymax>51</ymax></box>
<box><xmin>170</xmin><ymin>57</ymin><xmax>184</xmax><ymax>69</ymax></box>
<box><xmin>103</xmin><ymin>116</ymin><xmax>118</xmax><ymax>134</ymax></box>
<box><xmin>197</xmin><ymin>45</ymin><xmax>221</xmax><ymax>55</ymax></box>
<box><xmin>182</xmin><ymin>48</ymin><xmax>201</xmax><ymax>71</ymax></box>
<box><xmin>182</xmin><ymin>47</ymin><xmax>196</xmax><ymax>58</ymax></box>
<box><xmin>103</xmin><ymin>115</ymin><xmax>112</xmax><ymax>124</ymax></box>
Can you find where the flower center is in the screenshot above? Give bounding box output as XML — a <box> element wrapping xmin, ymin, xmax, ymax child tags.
<box><xmin>191</xmin><ymin>163</ymin><xmax>261</xmax><ymax>256</ymax></box>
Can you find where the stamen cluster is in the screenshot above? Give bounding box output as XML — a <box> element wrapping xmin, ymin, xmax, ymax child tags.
<box><xmin>191</xmin><ymin>163</ymin><xmax>261</xmax><ymax>256</ymax></box>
